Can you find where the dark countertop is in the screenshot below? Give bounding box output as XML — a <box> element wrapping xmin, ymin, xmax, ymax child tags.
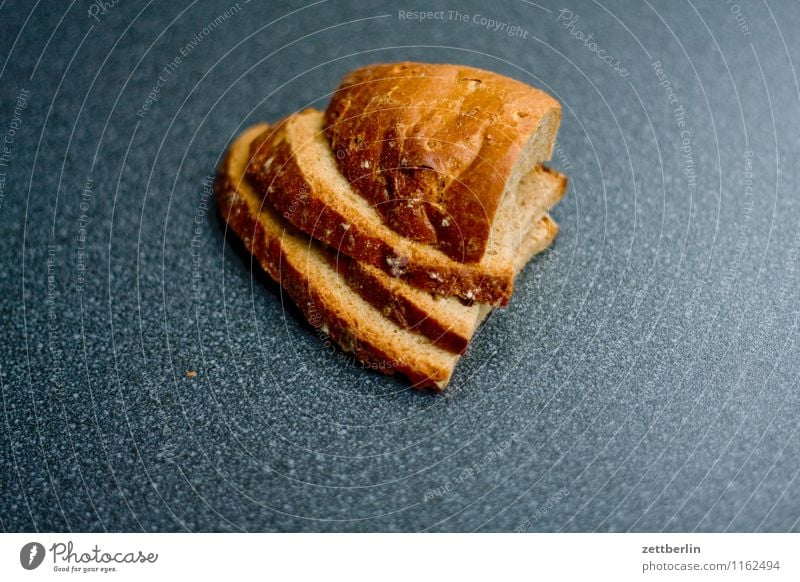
<box><xmin>1</xmin><ymin>0</ymin><xmax>799</xmax><ymax>532</ymax></box>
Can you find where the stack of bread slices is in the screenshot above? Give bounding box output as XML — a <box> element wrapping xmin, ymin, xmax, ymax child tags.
<box><xmin>215</xmin><ymin>62</ymin><xmax>566</xmax><ymax>390</ymax></box>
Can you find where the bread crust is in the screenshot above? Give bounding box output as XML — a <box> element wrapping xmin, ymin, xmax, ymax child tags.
<box><xmin>323</xmin><ymin>62</ymin><xmax>561</xmax><ymax>262</ymax></box>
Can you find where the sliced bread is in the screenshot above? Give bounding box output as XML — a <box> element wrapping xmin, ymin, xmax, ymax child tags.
<box><xmin>247</xmin><ymin>109</ymin><xmax>565</xmax><ymax>305</ymax></box>
<box><xmin>218</xmin><ymin>124</ymin><xmax>458</xmax><ymax>389</ymax></box>
<box><xmin>217</xmin><ymin>125</ymin><xmax>561</xmax><ymax>388</ymax></box>
<box><xmin>228</xmin><ymin>121</ymin><xmax>564</xmax><ymax>354</ymax></box>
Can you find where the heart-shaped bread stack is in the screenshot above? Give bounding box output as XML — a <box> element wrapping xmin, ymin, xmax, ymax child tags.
<box><xmin>216</xmin><ymin>62</ymin><xmax>566</xmax><ymax>390</ymax></box>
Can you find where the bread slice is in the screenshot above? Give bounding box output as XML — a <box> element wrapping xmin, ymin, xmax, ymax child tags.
<box><xmin>216</xmin><ymin>125</ymin><xmax>561</xmax><ymax>389</ymax></box>
<box><xmin>248</xmin><ymin>109</ymin><xmax>565</xmax><ymax>305</ymax></box>
<box><xmin>324</xmin><ymin>62</ymin><xmax>561</xmax><ymax>262</ymax></box>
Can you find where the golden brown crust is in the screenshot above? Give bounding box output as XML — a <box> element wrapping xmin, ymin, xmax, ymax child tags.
<box><xmin>323</xmin><ymin>62</ymin><xmax>561</xmax><ymax>261</ymax></box>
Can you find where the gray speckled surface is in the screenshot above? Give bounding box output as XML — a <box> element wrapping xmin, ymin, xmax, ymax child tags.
<box><xmin>1</xmin><ymin>0</ymin><xmax>799</xmax><ymax>532</ymax></box>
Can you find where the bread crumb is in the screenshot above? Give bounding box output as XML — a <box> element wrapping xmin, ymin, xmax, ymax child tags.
<box><xmin>360</xmin><ymin>160</ymin><xmax>371</xmax><ymax>169</ymax></box>
<box><xmin>186</xmin><ymin>370</ymin><xmax>197</xmax><ymax>379</ymax></box>
<box><xmin>441</xmin><ymin>218</ymin><xmax>450</xmax><ymax>227</ymax></box>
<box><xmin>386</xmin><ymin>255</ymin><xmax>409</xmax><ymax>277</ymax></box>
<box><xmin>341</xmin><ymin>223</ymin><xmax>351</xmax><ymax>230</ymax></box>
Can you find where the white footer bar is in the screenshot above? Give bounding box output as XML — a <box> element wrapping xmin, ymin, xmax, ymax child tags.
<box><xmin>1</xmin><ymin>533</ymin><xmax>796</xmax><ymax>581</ymax></box>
